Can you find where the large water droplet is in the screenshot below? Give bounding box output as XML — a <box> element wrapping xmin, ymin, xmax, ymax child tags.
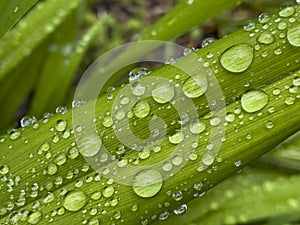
<box><xmin>152</xmin><ymin>83</ymin><xmax>175</xmax><ymax>104</ymax></box>
<box><xmin>133</xmin><ymin>101</ymin><xmax>150</xmax><ymax>118</ymax></box>
<box><xmin>78</xmin><ymin>136</ymin><xmax>101</xmax><ymax>157</ymax></box>
<box><xmin>131</xmin><ymin>81</ymin><xmax>146</xmax><ymax>96</ymax></box>
<box><xmin>169</xmin><ymin>131</ymin><xmax>184</xmax><ymax>144</ymax></box>
<box><xmin>241</xmin><ymin>91</ymin><xmax>268</xmax><ymax>113</ymax></box>
<box><xmin>287</xmin><ymin>24</ymin><xmax>300</xmax><ymax>47</ymax></box>
<box><xmin>257</xmin><ymin>32</ymin><xmax>275</xmax><ymax>44</ymax></box>
<box><xmin>63</xmin><ymin>190</ymin><xmax>88</xmax><ymax>212</ymax></box>
<box><xmin>102</xmin><ymin>186</ymin><xmax>115</xmax><ymax>198</ymax></box>
<box><xmin>132</xmin><ymin>170</ymin><xmax>163</xmax><ymax>198</ymax></box>
<box><xmin>27</xmin><ymin>211</ymin><xmax>42</xmax><ymax>224</ymax></box>
<box><xmin>182</xmin><ymin>74</ymin><xmax>208</xmax><ymax>98</ymax></box>
<box><xmin>279</xmin><ymin>6</ymin><xmax>295</xmax><ymax>17</ymax></box>
<box><xmin>220</xmin><ymin>44</ymin><xmax>254</xmax><ymax>73</ymax></box>
<box><xmin>189</xmin><ymin>119</ymin><xmax>206</xmax><ymax>134</ymax></box>
<box><xmin>129</xmin><ymin>67</ymin><xmax>149</xmax><ymax>82</ymax></box>
<box><xmin>21</xmin><ymin>116</ymin><xmax>37</xmax><ymax>127</ymax></box>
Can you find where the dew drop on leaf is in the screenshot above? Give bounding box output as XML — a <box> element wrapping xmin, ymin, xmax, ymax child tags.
<box><xmin>220</xmin><ymin>44</ymin><xmax>254</xmax><ymax>73</ymax></box>
<box><xmin>133</xmin><ymin>101</ymin><xmax>150</xmax><ymax>118</ymax></box>
<box><xmin>27</xmin><ymin>211</ymin><xmax>42</xmax><ymax>224</ymax></box>
<box><xmin>241</xmin><ymin>90</ymin><xmax>268</xmax><ymax>113</ymax></box>
<box><xmin>63</xmin><ymin>190</ymin><xmax>88</xmax><ymax>212</ymax></box>
<box><xmin>152</xmin><ymin>83</ymin><xmax>175</xmax><ymax>103</ymax></box>
<box><xmin>279</xmin><ymin>6</ymin><xmax>295</xmax><ymax>17</ymax></box>
<box><xmin>257</xmin><ymin>32</ymin><xmax>275</xmax><ymax>44</ymax></box>
<box><xmin>287</xmin><ymin>24</ymin><xmax>300</xmax><ymax>47</ymax></box>
<box><xmin>132</xmin><ymin>169</ymin><xmax>163</xmax><ymax>198</ymax></box>
<box><xmin>182</xmin><ymin>74</ymin><xmax>208</xmax><ymax>98</ymax></box>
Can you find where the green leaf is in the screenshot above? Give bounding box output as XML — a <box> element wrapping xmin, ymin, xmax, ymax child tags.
<box><xmin>0</xmin><ymin>0</ymin><xmax>40</xmax><ymax>38</ymax></box>
<box><xmin>0</xmin><ymin>4</ymin><xmax>299</xmax><ymax>225</ymax></box>
<box><xmin>0</xmin><ymin>0</ymin><xmax>84</xmax><ymax>82</ymax></box>
<box><xmin>154</xmin><ymin>169</ymin><xmax>300</xmax><ymax>225</ymax></box>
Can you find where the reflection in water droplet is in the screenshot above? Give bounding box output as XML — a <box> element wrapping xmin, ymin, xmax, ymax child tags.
<box><xmin>133</xmin><ymin>101</ymin><xmax>150</xmax><ymax>118</ymax></box>
<box><xmin>183</xmin><ymin>74</ymin><xmax>208</xmax><ymax>98</ymax></box>
<box><xmin>63</xmin><ymin>190</ymin><xmax>88</xmax><ymax>212</ymax></box>
<box><xmin>152</xmin><ymin>83</ymin><xmax>175</xmax><ymax>104</ymax></box>
<box><xmin>220</xmin><ymin>44</ymin><xmax>254</xmax><ymax>73</ymax></box>
<box><xmin>287</xmin><ymin>24</ymin><xmax>300</xmax><ymax>47</ymax></box>
<box><xmin>133</xmin><ymin>170</ymin><xmax>163</xmax><ymax>198</ymax></box>
<box><xmin>241</xmin><ymin>91</ymin><xmax>268</xmax><ymax>113</ymax></box>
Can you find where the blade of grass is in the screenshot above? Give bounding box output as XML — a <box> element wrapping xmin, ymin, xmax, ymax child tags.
<box><xmin>153</xmin><ymin>169</ymin><xmax>300</xmax><ymax>225</ymax></box>
<box><xmin>29</xmin><ymin>8</ymin><xmax>82</xmax><ymax>117</ymax></box>
<box><xmin>0</xmin><ymin>39</ymin><xmax>50</xmax><ymax>132</ymax></box>
<box><xmin>0</xmin><ymin>0</ymin><xmax>40</xmax><ymax>38</ymax></box>
<box><xmin>0</xmin><ymin>0</ymin><xmax>84</xmax><ymax>82</ymax></box>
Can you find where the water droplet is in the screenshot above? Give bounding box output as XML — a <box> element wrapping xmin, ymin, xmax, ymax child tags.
<box><xmin>55</xmin><ymin>120</ymin><xmax>67</xmax><ymax>132</ymax></box>
<box><xmin>172</xmin><ymin>191</ymin><xmax>183</xmax><ymax>201</ymax></box>
<box><xmin>287</xmin><ymin>24</ymin><xmax>300</xmax><ymax>47</ymax></box>
<box><xmin>193</xmin><ymin>182</ymin><xmax>203</xmax><ymax>191</ymax></box>
<box><xmin>220</xmin><ymin>44</ymin><xmax>254</xmax><ymax>73</ymax></box>
<box><xmin>266</xmin><ymin>121</ymin><xmax>274</xmax><ymax>129</ymax></box>
<box><xmin>169</xmin><ymin>131</ymin><xmax>184</xmax><ymax>144</ymax></box>
<box><xmin>225</xmin><ymin>112</ymin><xmax>235</xmax><ymax>122</ymax></box>
<box><xmin>129</xmin><ymin>67</ymin><xmax>149</xmax><ymax>82</ymax></box>
<box><xmin>63</xmin><ymin>190</ymin><xmax>88</xmax><ymax>211</ymax></box>
<box><xmin>293</xmin><ymin>77</ymin><xmax>300</xmax><ymax>86</ymax></box>
<box><xmin>0</xmin><ymin>165</ymin><xmax>9</xmax><ymax>175</ymax></box>
<box><xmin>243</xmin><ymin>21</ymin><xmax>255</xmax><ymax>32</ymax></box>
<box><xmin>241</xmin><ymin>91</ymin><xmax>268</xmax><ymax>113</ymax></box>
<box><xmin>189</xmin><ymin>119</ymin><xmax>206</xmax><ymax>134</ymax></box>
<box><xmin>152</xmin><ymin>83</ymin><xmax>175</xmax><ymax>104</ymax></box>
<box><xmin>20</xmin><ymin>116</ymin><xmax>37</xmax><ymax>127</ymax></box>
<box><xmin>173</xmin><ymin>204</ymin><xmax>187</xmax><ymax>215</ymax></box>
<box><xmin>103</xmin><ymin>116</ymin><xmax>113</xmax><ymax>127</ymax></box>
<box><xmin>257</xmin><ymin>32</ymin><xmax>275</xmax><ymax>44</ymax></box>
<box><xmin>277</xmin><ymin>22</ymin><xmax>287</xmax><ymax>30</ymax></box>
<box><xmin>131</xmin><ymin>81</ymin><xmax>146</xmax><ymax>96</ymax></box>
<box><xmin>8</xmin><ymin>129</ymin><xmax>21</xmax><ymax>140</ymax></box>
<box><xmin>183</xmin><ymin>74</ymin><xmax>208</xmax><ymax>98</ymax></box>
<box><xmin>132</xmin><ymin>170</ymin><xmax>163</xmax><ymax>198</ymax></box>
<box><xmin>78</xmin><ymin>136</ymin><xmax>101</xmax><ymax>157</ymax></box>
<box><xmin>133</xmin><ymin>101</ymin><xmax>150</xmax><ymax>118</ymax></box>
<box><xmin>234</xmin><ymin>160</ymin><xmax>242</xmax><ymax>167</ymax></box>
<box><xmin>202</xmin><ymin>37</ymin><xmax>217</xmax><ymax>47</ymax></box>
<box><xmin>285</xmin><ymin>96</ymin><xmax>296</xmax><ymax>105</ymax></box>
<box><xmin>272</xmin><ymin>88</ymin><xmax>281</xmax><ymax>95</ymax></box>
<box><xmin>102</xmin><ymin>186</ymin><xmax>115</xmax><ymax>198</ymax></box>
<box><xmin>56</xmin><ymin>106</ymin><xmax>68</xmax><ymax>114</ymax></box>
<box><xmin>258</xmin><ymin>13</ymin><xmax>271</xmax><ymax>24</ymax></box>
<box><xmin>159</xmin><ymin>211</ymin><xmax>170</xmax><ymax>221</ymax></box>
<box><xmin>183</xmin><ymin>48</ymin><xmax>193</xmax><ymax>56</ymax></box>
<box><xmin>54</xmin><ymin>153</ymin><xmax>67</xmax><ymax>166</ymax></box>
<box><xmin>27</xmin><ymin>211</ymin><xmax>42</xmax><ymax>224</ymax></box>
<box><xmin>47</xmin><ymin>163</ymin><xmax>58</xmax><ymax>175</ymax></box>
<box><xmin>165</xmin><ymin>57</ymin><xmax>176</xmax><ymax>65</ymax></box>
<box><xmin>186</xmin><ymin>0</ymin><xmax>194</xmax><ymax>5</ymax></box>
<box><xmin>279</xmin><ymin>6</ymin><xmax>295</xmax><ymax>17</ymax></box>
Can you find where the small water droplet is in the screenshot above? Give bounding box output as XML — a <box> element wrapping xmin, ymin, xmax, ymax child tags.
<box><xmin>20</xmin><ymin>116</ymin><xmax>37</xmax><ymax>127</ymax></box>
<box><xmin>258</xmin><ymin>13</ymin><xmax>271</xmax><ymax>24</ymax></box>
<box><xmin>159</xmin><ymin>211</ymin><xmax>170</xmax><ymax>221</ymax></box>
<box><xmin>102</xmin><ymin>186</ymin><xmax>115</xmax><ymax>198</ymax></box>
<box><xmin>133</xmin><ymin>101</ymin><xmax>150</xmax><ymax>118</ymax></box>
<box><xmin>202</xmin><ymin>37</ymin><xmax>217</xmax><ymax>47</ymax></box>
<box><xmin>169</xmin><ymin>131</ymin><xmax>184</xmax><ymax>144</ymax></box>
<box><xmin>285</xmin><ymin>96</ymin><xmax>296</xmax><ymax>105</ymax></box>
<box><xmin>287</xmin><ymin>24</ymin><xmax>300</xmax><ymax>47</ymax></box>
<box><xmin>129</xmin><ymin>67</ymin><xmax>149</xmax><ymax>82</ymax></box>
<box><xmin>220</xmin><ymin>44</ymin><xmax>254</xmax><ymax>73</ymax></box>
<box><xmin>257</xmin><ymin>32</ymin><xmax>275</xmax><ymax>44</ymax></box>
<box><xmin>173</xmin><ymin>204</ymin><xmax>187</xmax><ymax>215</ymax></box>
<box><xmin>133</xmin><ymin>170</ymin><xmax>163</xmax><ymax>198</ymax></box>
<box><xmin>56</xmin><ymin>106</ymin><xmax>68</xmax><ymax>114</ymax></box>
<box><xmin>8</xmin><ymin>129</ymin><xmax>21</xmax><ymax>140</ymax></box>
<box><xmin>63</xmin><ymin>190</ymin><xmax>88</xmax><ymax>211</ymax></box>
<box><xmin>266</xmin><ymin>121</ymin><xmax>274</xmax><ymax>129</ymax></box>
<box><xmin>172</xmin><ymin>191</ymin><xmax>183</xmax><ymax>201</ymax></box>
<box><xmin>152</xmin><ymin>83</ymin><xmax>175</xmax><ymax>104</ymax></box>
<box><xmin>241</xmin><ymin>91</ymin><xmax>268</xmax><ymax>113</ymax></box>
<box><xmin>225</xmin><ymin>112</ymin><xmax>235</xmax><ymax>122</ymax></box>
<box><xmin>189</xmin><ymin>119</ymin><xmax>206</xmax><ymax>134</ymax></box>
<box><xmin>55</xmin><ymin>120</ymin><xmax>67</xmax><ymax>132</ymax></box>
